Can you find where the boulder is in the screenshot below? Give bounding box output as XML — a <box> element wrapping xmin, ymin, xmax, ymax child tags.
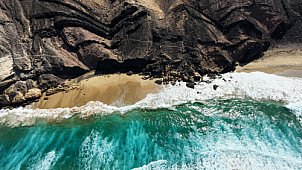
<box><xmin>0</xmin><ymin>0</ymin><xmax>301</xmax><ymax>108</ymax></box>
<box><xmin>9</xmin><ymin>91</ymin><xmax>26</xmax><ymax>104</ymax></box>
<box><xmin>25</xmin><ymin>88</ymin><xmax>42</xmax><ymax>100</ymax></box>
<box><xmin>0</xmin><ymin>94</ymin><xmax>10</xmax><ymax>106</ymax></box>
<box><xmin>186</xmin><ymin>82</ymin><xmax>195</xmax><ymax>89</ymax></box>
<box><xmin>38</xmin><ymin>74</ymin><xmax>63</xmax><ymax>90</ymax></box>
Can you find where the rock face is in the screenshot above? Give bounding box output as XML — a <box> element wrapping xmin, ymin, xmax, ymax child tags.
<box><xmin>0</xmin><ymin>0</ymin><xmax>301</xmax><ymax>108</ymax></box>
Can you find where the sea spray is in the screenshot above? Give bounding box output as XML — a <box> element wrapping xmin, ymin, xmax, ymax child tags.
<box><xmin>1</xmin><ymin>72</ymin><xmax>302</xmax><ymax>127</ymax></box>
<box><xmin>0</xmin><ymin>99</ymin><xmax>301</xmax><ymax>169</ymax></box>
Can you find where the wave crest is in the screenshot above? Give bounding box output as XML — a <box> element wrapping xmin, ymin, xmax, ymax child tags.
<box><xmin>1</xmin><ymin>72</ymin><xmax>302</xmax><ymax>127</ymax></box>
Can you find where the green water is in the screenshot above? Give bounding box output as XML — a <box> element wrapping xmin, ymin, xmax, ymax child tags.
<box><xmin>0</xmin><ymin>99</ymin><xmax>302</xmax><ymax>169</ymax></box>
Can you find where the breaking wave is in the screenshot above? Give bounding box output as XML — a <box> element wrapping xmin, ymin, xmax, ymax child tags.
<box><xmin>1</xmin><ymin>72</ymin><xmax>302</xmax><ymax>127</ymax></box>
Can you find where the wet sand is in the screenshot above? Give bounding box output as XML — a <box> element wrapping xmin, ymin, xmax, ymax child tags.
<box><xmin>236</xmin><ymin>44</ymin><xmax>302</xmax><ymax>78</ymax></box>
<box><xmin>33</xmin><ymin>73</ymin><xmax>161</xmax><ymax>109</ymax></box>
<box><xmin>33</xmin><ymin>45</ymin><xmax>302</xmax><ymax>109</ymax></box>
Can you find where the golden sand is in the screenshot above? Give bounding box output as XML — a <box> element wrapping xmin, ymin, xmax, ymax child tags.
<box><xmin>236</xmin><ymin>45</ymin><xmax>302</xmax><ymax>77</ymax></box>
<box><xmin>33</xmin><ymin>45</ymin><xmax>302</xmax><ymax>109</ymax></box>
<box><xmin>33</xmin><ymin>73</ymin><xmax>161</xmax><ymax>109</ymax></box>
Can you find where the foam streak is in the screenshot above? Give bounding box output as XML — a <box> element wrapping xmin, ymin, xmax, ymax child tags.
<box><xmin>1</xmin><ymin>72</ymin><xmax>302</xmax><ymax>127</ymax></box>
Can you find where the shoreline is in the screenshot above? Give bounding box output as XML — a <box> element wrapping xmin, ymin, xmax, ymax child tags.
<box><xmin>32</xmin><ymin>73</ymin><xmax>162</xmax><ymax>109</ymax></box>
<box><xmin>236</xmin><ymin>44</ymin><xmax>302</xmax><ymax>78</ymax></box>
<box><xmin>32</xmin><ymin>45</ymin><xmax>302</xmax><ymax>109</ymax></box>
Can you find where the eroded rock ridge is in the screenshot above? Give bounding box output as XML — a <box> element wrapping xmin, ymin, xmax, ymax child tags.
<box><xmin>0</xmin><ymin>0</ymin><xmax>301</xmax><ymax>107</ymax></box>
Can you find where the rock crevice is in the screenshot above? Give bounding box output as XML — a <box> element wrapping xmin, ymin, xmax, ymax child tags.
<box><xmin>0</xmin><ymin>0</ymin><xmax>301</xmax><ymax>108</ymax></box>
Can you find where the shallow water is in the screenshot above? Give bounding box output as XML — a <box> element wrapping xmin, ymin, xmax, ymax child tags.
<box><xmin>0</xmin><ymin>98</ymin><xmax>301</xmax><ymax>169</ymax></box>
<box><xmin>1</xmin><ymin>72</ymin><xmax>302</xmax><ymax>169</ymax></box>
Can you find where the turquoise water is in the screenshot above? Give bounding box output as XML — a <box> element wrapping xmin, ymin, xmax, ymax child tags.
<box><xmin>0</xmin><ymin>98</ymin><xmax>302</xmax><ymax>169</ymax></box>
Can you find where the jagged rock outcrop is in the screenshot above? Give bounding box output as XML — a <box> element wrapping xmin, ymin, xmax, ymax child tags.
<box><xmin>0</xmin><ymin>0</ymin><xmax>301</xmax><ymax>108</ymax></box>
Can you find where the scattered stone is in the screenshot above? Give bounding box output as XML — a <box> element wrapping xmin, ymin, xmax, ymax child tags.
<box><xmin>171</xmin><ymin>59</ymin><xmax>181</xmax><ymax>64</ymax></box>
<box><xmin>170</xmin><ymin>71</ymin><xmax>178</xmax><ymax>77</ymax></box>
<box><xmin>4</xmin><ymin>81</ymin><xmax>27</xmax><ymax>95</ymax></box>
<box><xmin>183</xmin><ymin>76</ymin><xmax>189</xmax><ymax>82</ymax></box>
<box><xmin>213</xmin><ymin>85</ymin><xmax>219</xmax><ymax>90</ymax></box>
<box><xmin>171</xmin><ymin>81</ymin><xmax>176</xmax><ymax>86</ymax></box>
<box><xmin>25</xmin><ymin>88</ymin><xmax>42</xmax><ymax>99</ymax></box>
<box><xmin>126</xmin><ymin>71</ymin><xmax>133</xmax><ymax>76</ymax></box>
<box><xmin>26</xmin><ymin>79</ymin><xmax>38</xmax><ymax>89</ymax></box>
<box><xmin>9</xmin><ymin>91</ymin><xmax>26</xmax><ymax>104</ymax></box>
<box><xmin>0</xmin><ymin>94</ymin><xmax>10</xmax><ymax>105</ymax></box>
<box><xmin>186</xmin><ymin>82</ymin><xmax>195</xmax><ymax>89</ymax></box>
<box><xmin>0</xmin><ymin>0</ymin><xmax>301</xmax><ymax>108</ymax></box>
<box><xmin>46</xmin><ymin>89</ymin><xmax>57</xmax><ymax>96</ymax></box>
<box><xmin>208</xmin><ymin>74</ymin><xmax>216</xmax><ymax>80</ymax></box>
<box><xmin>38</xmin><ymin>74</ymin><xmax>63</xmax><ymax>89</ymax></box>
<box><xmin>189</xmin><ymin>77</ymin><xmax>195</xmax><ymax>83</ymax></box>
<box><xmin>155</xmin><ymin>79</ymin><xmax>163</xmax><ymax>85</ymax></box>
<box><xmin>163</xmin><ymin>76</ymin><xmax>169</xmax><ymax>82</ymax></box>
<box><xmin>194</xmin><ymin>75</ymin><xmax>201</xmax><ymax>81</ymax></box>
<box><xmin>44</xmin><ymin>97</ymin><xmax>49</xmax><ymax>100</ymax></box>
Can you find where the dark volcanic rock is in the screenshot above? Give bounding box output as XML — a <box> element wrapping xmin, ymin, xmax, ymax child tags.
<box><xmin>213</xmin><ymin>85</ymin><xmax>219</xmax><ymax>91</ymax></box>
<box><xmin>186</xmin><ymin>82</ymin><xmax>195</xmax><ymax>89</ymax></box>
<box><xmin>38</xmin><ymin>74</ymin><xmax>63</xmax><ymax>90</ymax></box>
<box><xmin>0</xmin><ymin>0</ymin><xmax>301</xmax><ymax>107</ymax></box>
<box><xmin>154</xmin><ymin>79</ymin><xmax>163</xmax><ymax>85</ymax></box>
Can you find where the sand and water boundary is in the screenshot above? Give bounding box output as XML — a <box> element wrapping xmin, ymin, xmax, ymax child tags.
<box><xmin>33</xmin><ymin>73</ymin><xmax>161</xmax><ymax>109</ymax></box>
<box><xmin>32</xmin><ymin>44</ymin><xmax>302</xmax><ymax>109</ymax></box>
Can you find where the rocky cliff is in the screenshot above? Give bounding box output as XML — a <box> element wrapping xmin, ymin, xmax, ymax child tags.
<box><xmin>0</xmin><ymin>0</ymin><xmax>301</xmax><ymax>108</ymax></box>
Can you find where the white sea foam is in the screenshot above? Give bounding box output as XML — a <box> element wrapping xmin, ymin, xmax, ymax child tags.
<box><xmin>1</xmin><ymin>72</ymin><xmax>302</xmax><ymax>127</ymax></box>
<box><xmin>29</xmin><ymin>150</ymin><xmax>63</xmax><ymax>170</ymax></box>
<box><xmin>132</xmin><ymin>120</ymin><xmax>302</xmax><ymax>170</ymax></box>
<box><xmin>132</xmin><ymin>160</ymin><xmax>168</xmax><ymax>170</ymax></box>
<box><xmin>132</xmin><ymin>148</ymin><xmax>302</xmax><ymax>170</ymax></box>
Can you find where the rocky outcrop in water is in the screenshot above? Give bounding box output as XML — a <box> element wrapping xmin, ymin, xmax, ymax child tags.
<box><xmin>0</xmin><ymin>0</ymin><xmax>301</xmax><ymax>108</ymax></box>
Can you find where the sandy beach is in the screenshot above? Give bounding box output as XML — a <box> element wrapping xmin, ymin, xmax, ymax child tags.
<box><xmin>33</xmin><ymin>73</ymin><xmax>161</xmax><ymax>109</ymax></box>
<box><xmin>236</xmin><ymin>44</ymin><xmax>302</xmax><ymax>78</ymax></box>
<box><xmin>33</xmin><ymin>45</ymin><xmax>302</xmax><ymax>109</ymax></box>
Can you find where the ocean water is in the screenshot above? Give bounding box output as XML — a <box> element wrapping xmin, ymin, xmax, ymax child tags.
<box><xmin>0</xmin><ymin>72</ymin><xmax>302</xmax><ymax>169</ymax></box>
